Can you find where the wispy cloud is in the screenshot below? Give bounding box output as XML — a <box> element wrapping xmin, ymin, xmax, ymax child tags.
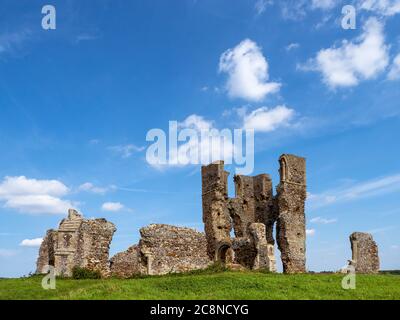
<box><xmin>310</xmin><ymin>216</ymin><xmax>337</xmax><ymax>224</ymax></box>
<box><xmin>357</xmin><ymin>0</ymin><xmax>400</xmax><ymax>16</ymax></box>
<box><xmin>78</xmin><ymin>182</ymin><xmax>116</xmax><ymax>195</ymax></box>
<box><xmin>0</xmin><ymin>29</ymin><xmax>31</xmax><ymax>56</ymax></box>
<box><xmin>306</xmin><ymin>229</ymin><xmax>316</xmax><ymax>236</ymax></box>
<box><xmin>285</xmin><ymin>43</ymin><xmax>300</xmax><ymax>51</ymax></box>
<box><xmin>254</xmin><ymin>0</ymin><xmax>273</xmax><ymax>15</ymax></box>
<box><xmin>388</xmin><ymin>53</ymin><xmax>400</xmax><ymax>80</ymax></box>
<box><xmin>108</xmin><ymin>144</ymin><xmax>145</xmax><ymax>158</ymax></box>
<box><xmin>308</xmin><ymin>173</ymin><xmax>400</xmax><ymax>209</ymax></box>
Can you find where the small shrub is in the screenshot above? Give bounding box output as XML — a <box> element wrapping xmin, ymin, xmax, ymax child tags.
<box><xmin>72</xmin><ymin>267</ymin><xmax>102</xmax><ymax>279</ymax></box>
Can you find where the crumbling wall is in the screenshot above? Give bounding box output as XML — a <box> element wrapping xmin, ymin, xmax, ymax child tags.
<box><xmin>349</xmin><ymin>232</ymin><xmax>380</xmax><ymax>274</ymax></box>
<box><xmin>75</xmin><ymin>219</ymin><xmax>116</xmax><ymax>277</ymax></box>
<box><xmin>201</xmin><ymin>161</ymin><xmax>278</xmax><ymax>272</ymax></box>
<box><xmin>276</xmin><ymin>154</ymin><xmax>307</xmax><ymax>273</ymax></box>
<box><xmin>249</xmin><ymin>223</ymin><xmax>276</xmax><ymax>272</ymax></box>
<box><xmin>110</xmin><ymin>224</ymin><xmax>211</xmax><ymax>277</ymax></box>
<box><xmin>230</xmin><ymin>174</ymin><xmax>276</xmax><ymax>243</ymax></box>
<box><xmin>36</xmin><ymin>209</ymin><xmax>116</xmax><ymax>277</ymax></box>
<box><xmin>109</xmin><ymin>245</ymin><xmax>146</xmax><ymax>278</ymax></box>
<box><xmin>36</xmin><ymin>229</ymin><xmax>57</xmax><ymax>274</ymax></box>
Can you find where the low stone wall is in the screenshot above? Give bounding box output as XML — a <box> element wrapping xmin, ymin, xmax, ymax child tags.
<box><xmin>110</xmin><ymin>224</ymin><xmax>212</xmax><ymax>277</ymax></box>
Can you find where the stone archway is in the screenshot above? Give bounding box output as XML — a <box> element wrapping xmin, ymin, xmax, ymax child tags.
<box><xmin>216</xmin><ymin>244</ymin><xmax>234</xmax><ymax>265</ymax></box>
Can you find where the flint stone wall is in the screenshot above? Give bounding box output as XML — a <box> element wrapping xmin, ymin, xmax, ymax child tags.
<box><xmin>36</xmin><ymin>209</ymin><xmax>116</xmax><ymax>277</ymax></box>
<box><xmin>349</xmin><ymin>232</ymin><xmax>380</xmax><ymax>274</ymax></box>
<box><xmin>276</xmin><ymin>154</ymin><xmax>307</xmax><ymax>273</ymax></box>
<box><xmin>201</xmin><ymin>155</ymin><xmax>308</xmax><ymax>273</ymax></box>
<box><xmin>110</xmin><ymin>224</ymin><xmax>211</xmax><ymax>277</ymax></box>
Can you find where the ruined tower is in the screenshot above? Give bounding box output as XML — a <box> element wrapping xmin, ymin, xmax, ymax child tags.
<box><xmin>276</xmin><ymin>154</ymin><xmax>307</xmax><ymax>273</ymax></box>
<box><xmin>201</xmin><ymin>161</ymin><xmax>277</xmax><ymax>272</ymax></box>
<box><xmin>201</xmin><ymin>161</ymin><xmax>233</xmax><ymax>262</ymax></box>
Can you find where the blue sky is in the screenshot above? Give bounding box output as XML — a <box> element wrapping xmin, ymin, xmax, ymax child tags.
<box><xmin>0</xmin><ymin>0</ymin><xmax>399</xmax><ymax>277</ymax></box>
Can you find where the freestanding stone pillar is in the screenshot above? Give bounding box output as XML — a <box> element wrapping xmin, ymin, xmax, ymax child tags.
<box><xmin>276</xmin><ymin>154</ymin><xmax>307</xmax><ymax>273</ymax></box>
<box><xmin>349</xmin><ymin>232</ymin><xmax>380</xmax><ymax>274</ymax></box>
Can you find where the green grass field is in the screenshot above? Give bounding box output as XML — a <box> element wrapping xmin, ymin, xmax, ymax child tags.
<box><xmin>1</xmin><ymin>270</ymin><xmax>399</xmax><ymax>300</ymax></box>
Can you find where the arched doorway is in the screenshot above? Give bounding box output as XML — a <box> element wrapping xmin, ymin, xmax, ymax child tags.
<box><xmin>216</xmin><ymin>244</ymin><xmax>234</xmax><ymax>265</ymax></box>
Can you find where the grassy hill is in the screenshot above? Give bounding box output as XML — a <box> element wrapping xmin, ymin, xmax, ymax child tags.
<box><xmin>0</xmin><ymin>270</ymin><xmax>399</xmax><ymax>300</ymax></box>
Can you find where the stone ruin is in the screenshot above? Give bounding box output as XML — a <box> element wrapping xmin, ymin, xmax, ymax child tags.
<box><xmin>36</xmin><ymin>209</ymin><xmax>116</xmax><ymax>277</ymax></box>
<box><xmin>37</xmin><ymin>154</ymin><xmax>307</xmax><ymax>277</ymax></box>
<box><xmin>346</xmin><ymin>232</ymin><xmax>380</xmax><ymax>274</ymax></box>
<box><xmin>202</xmin><ymin>154</ymin><xmax>307</xmax><ymax>273</ymax></box>
<box><xmin>36</xmin><ymin>154</ymin><xmax>380</xmax><ymax>278</ymax></box>
<box><xmin>110</xmin><ymin>224</ymin><xmax>210</xmax><ymax>277</ymax></box>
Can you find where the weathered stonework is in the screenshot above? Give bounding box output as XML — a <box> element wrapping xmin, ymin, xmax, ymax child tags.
<box><xmin>36</xmin><ymin>209</ymin><xmax>116</xmax><ymax>277</ymax></box>
<box><xmin>110</xmin><ymin>224</ymin><xmax>211</xmax><ymax>277</ymax></box>
<box><xmin>36</xmin><ymin>153</ymin><xmax>310</xmax><ymax>276</ymax></box>
<box><xmin>201</xmin><ymin>161</ymin><xmax>231</xmax><ymax>261</ymax></box>
<box><xmin>109</xmin><ymin>245</ymin><xmax>147</xmax><ymax>278</ymax></box>
<box><xmin>276</xmin><ymin>154</ymin><xmax>307</xmax><ymax>273</ymax></box>
<box><xmin>348</xmin><ymin>232</ymin><xmax>380</xmax><ymax>274</ymax></box>
<box><xmin>201</xmin><ymin>159</ymin><xmax>285</xmax><ymax>272</ymax></box>
<box><xmin>36</xmin><ymin>229</ymin><xmax>57</xmax><ymax>274</ymax></box>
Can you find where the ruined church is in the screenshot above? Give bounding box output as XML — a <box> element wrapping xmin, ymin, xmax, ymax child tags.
<box><xmin>36</xmin><ymin>154</ymin><xmax>380</xmax><ymax>277</ymax></box>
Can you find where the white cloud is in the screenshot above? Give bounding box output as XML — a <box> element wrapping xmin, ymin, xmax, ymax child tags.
<box><xmin>308</xmin><ymin>174</ymin><xmax>400</xmax><ymax>209</ymax></box>
<box><xmin>358</xmin><ymin>0</ymin><xmax>400</xmax><ymax>16</ymax></box>
<box><xmin>311</xmin><ymin>0</ymin><xmax>338</xmax><ymax>10</ymax></box>
<box><xmin>176</xmin><ymin>114</ymin><xmax>237</xmax><ymax>166</ymax></box>
<box><xmin>279</xmin><ymin>0</ymin><xmax>339</xmax><ymax>20</ymax></box>
<box><xmin>255</xmin><ymin>0</ymin><xmax>273</xmax><ymax>15</ymax></box>
<box><xmin>0</xmin><ymin>176</ymin><xmax>74</xmax><ymax>215</ymax></box>
<box><xmin>78</xmin><ymin>182</ymin><xmax>115</xmax><ymax>194</ymax></box>
<box><xmin>306</xmin><ymin>18</ymin><xmax>389</xmax><ymax>88</ymax></box>
<box><xmin>242</xmin><ymin>105</ymin><xmax>294</xmax><ymax>132</ymax></box>
<box><xmin>306</xmin><ymin>229</ymin><xmax>316</xmax><ymax>236</ymax></box>
<box><xmin>101</xmin><ymin>202</ymin><xmax>124</xmax><ymax>212</ymax></box>
<box><xmin>20</xmin><ymin>238</ymin><xmax>43</xmax><ymax>247</ymax></box>
<box><xmin>286</xmin><ymin>43</ymin><xmax>300</xmax><ymax>51</ymax></box>
<box><xmin>219</xmin><ymin>39</ymin><xmax>281</xmax><ymax>101</ymax></box>
<box><xmin>0</xmin><ymin>176</ymin><xmax>68</xmax><ymax>197</ymax></box>
<box><xmin>179</xmin><ymin>114</ymin><xmax>213</xmax><ymax>132</ymax></box>
<box><xmin>388</xmin><ymin>54</ymin><xmax>400</xmax><ymax>80</ymax></box>
<box><xmin>108</xmin><ymin>144</ymin><xmax>145</xmax><ymax>158</ymax></box>
<box><xmin>310</xmin><ymin>216</ymin><xmax>337</xmax><ymax>224</ymax></box>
